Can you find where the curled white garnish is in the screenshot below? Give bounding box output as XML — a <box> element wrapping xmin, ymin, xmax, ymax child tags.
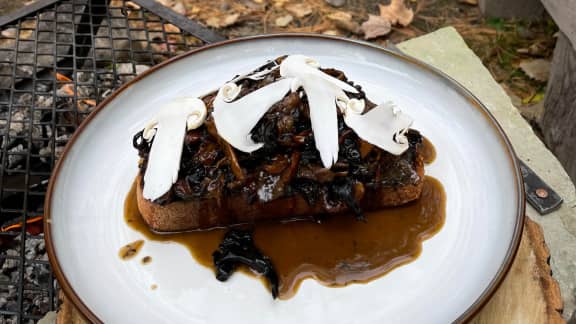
<box><xmin>142</xmin><ymin>121</ymin><xmax>158</xmax><ymax>141</ymax></box>
<box><xmin>186</xmin><ymin>104</ymin><xmax>207</xmax><ymax>129</ymax></box>
<box><xmin>213</xmin><ymin>78</ymin><xmax>292</xmax><ymax>152</ymax></box>
<box><xmin>344</xmin><ymin>102</ymin><xmax>413</xmax><ymax>155</ymax></box>
<box><xmin>221</xmin><ymin>83</ymin><xmax>242</xmax><ymax>102</ymax></box>
<box><xmin>142</xmin><ymin>97</ymin><xmax>207</xmax><ymax>200</ymax></box>
<box><xmin>346</xmin><ymin>98</ymin><xmax>365</xmax><ymax>114</ymax></box>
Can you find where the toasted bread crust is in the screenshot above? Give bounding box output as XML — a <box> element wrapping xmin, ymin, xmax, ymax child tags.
<box><xmin>136</xmin><ymin>156</ymin><xmax>424</xmax><ymax>232</ymax></box>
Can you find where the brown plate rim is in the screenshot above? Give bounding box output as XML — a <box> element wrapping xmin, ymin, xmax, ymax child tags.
<box><xmin>44</xmin><ymin>33</ymin><xmax>525</xmax><ymax>324</ymax></box>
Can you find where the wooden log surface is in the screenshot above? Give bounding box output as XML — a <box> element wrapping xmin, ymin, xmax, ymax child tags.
<box><xmin>56</xmin><ymin>218</ymin><xmax>564</xmax><ymax>324</ymax></box>
<box><xmin>542</xmin><ymin>32</ymin><xmax>576</xmax><ymax>184</ymax></box>
<box><xmin>540</xmin><ymin>0</ymin><xmax>576</xmax><ymax>50</ymax></box>
<box><xmin>470</xmin><ymin>218</ymin><xmax>564</xmax><ymax>324</ymax></box>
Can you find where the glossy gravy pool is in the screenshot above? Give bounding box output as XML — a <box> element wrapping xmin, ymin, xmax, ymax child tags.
<box><xmin>123</xmin><ymin>140</ymin><xmax>445</xmax><ymax>299</ymax></box>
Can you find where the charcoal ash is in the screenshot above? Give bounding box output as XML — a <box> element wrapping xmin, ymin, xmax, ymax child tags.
<box><xmin>116</xmin><ymin>63</ymin><xmax>149</xmax><ymax>83</ymax></box>
<box><xmin>0</xmin><ymin>234</ymin><xmax>54</xmax><ymax>318</ymax></box>
<box><xmin>38</xmin><ymin>135</ymin><xmax>69</xmax><ymax>163</ymax></box>
<box><xmin>1</xmin><ymin>315</ymin><xmax>18</xmax><ymax>324</ymax></box>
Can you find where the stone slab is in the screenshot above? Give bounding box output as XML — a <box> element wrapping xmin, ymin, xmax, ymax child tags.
<box><xmin>398</xmin><ymin>26</ymin><xmax>576</xmax><ymax>320</ymax></box>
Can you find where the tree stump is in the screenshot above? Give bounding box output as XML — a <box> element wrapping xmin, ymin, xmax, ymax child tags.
<box><xmin>541</xmin><ymin>32</ymin><xmax>576</xmax><ymax>184</ymax></box>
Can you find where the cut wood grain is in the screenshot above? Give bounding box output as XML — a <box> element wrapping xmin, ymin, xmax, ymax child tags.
<box><xmin>471</xmin><ymin>217</ymin><xmax>564</xmax><ymax>324</ymax></box>
<box><xmin>56</xmin><ymin>218</ymin><xmax>563</xmax><ymax>323</ymax></box>
<box><xmin>542</xmin><ymin>32</ymin><xmax>576</xmax><ymax>184</ymax></box>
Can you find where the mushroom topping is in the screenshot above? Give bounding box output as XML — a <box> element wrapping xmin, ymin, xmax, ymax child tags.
<box><xmin>142</xmin><ymin>97</ymin><xmax>207</xmax><ymax>200</ymax></box>
<box><xmin>343</xmin><ymin>101</ymin><xmax>413</xmax><ymax>155</ymax></box>
<box><xmin>213</xmin><ymin>78</ymin><xmax>292</xmax><ymax>153</ymax></box>
<box><xmin>211</xmin><ymin>54</ymin><xmax>414</xmax><ymax>168</ymax></box>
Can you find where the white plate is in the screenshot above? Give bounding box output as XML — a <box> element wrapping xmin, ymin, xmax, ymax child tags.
<box><xmin>46</xmin><ymin>34</ymin><xmax>524</xmax><ymax>324</ymax></box>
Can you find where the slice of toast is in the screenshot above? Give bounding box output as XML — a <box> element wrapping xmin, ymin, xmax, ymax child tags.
<box><xmin>133</xmin><ymin>58</ymin><xmax>425</xmax><ymax>232</ymax></box>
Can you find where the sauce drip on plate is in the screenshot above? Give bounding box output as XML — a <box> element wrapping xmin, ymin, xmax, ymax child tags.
<box><xmin>122</xmin><ymin>139</ymin><xmax>445</xmax><ymax>299</ymax></box>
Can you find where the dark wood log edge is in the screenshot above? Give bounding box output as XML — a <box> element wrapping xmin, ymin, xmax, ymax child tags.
<box><xmin>541</xmin><ymin>32</ymin><xmax>576</xmax><ymax>184</ymax></box>
<box><xmin>525</xmin><ymin>217</ymin><xmax>565</xmax><ymax>323</ymax></box>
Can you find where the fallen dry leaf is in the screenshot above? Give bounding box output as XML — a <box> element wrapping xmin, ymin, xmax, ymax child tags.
<box><xmin>125</xmin><ymin>1</ymin><xmax>141</xmax><ymax>9</ymax></box>
<box><xmin>206</xmin><ymin>13</ymin><xmax>240</xmax><ymax>28</ymax></box>
<box><xmin>156</xmin><ymin>0</ymin><xmax>171</xmax><ymax>8</ymax></box>
<box><xmin>361</xmin><ymin>15</ymin><xmax>391</xmax><ymax>40</ymax></box>
<box><xmin>323</xmin><ymin>29</ymin><xmax>342</xmax><ymax>36</ymax></box>
<box><xmin>164</xmin><ymin>24</ymin><xmax>181</xmax><ymax>33</ymax></box>
<box><xmin>188</xmin><ymin>5</ymin><xmax>200</xmax><ymax>15</ymax></box>
<box><xmin>171</xmin><ymin>1</ymin><xmax>186</xmax><ymax>15</ymax></box>
<box><xmin>273</xmin><ymin>0</ymin><xmax>290</xmax><ymax>7</ymax></box>
<box><xmin>379</xmin><ymin>0</ymin><xmax>414</xmax><ymax>27</ymax></box>
<box><xmin>275</xmin><ymin>14</ymin><xmax>294</xmax><ymax>27</ymax></box>
<box><xmin>519</xmin><ymin>59</ymin><xmax>551</xmax><ymax>82</ymax></box>
<box><xmin>327</xmin><ymin>11</ymin><xmax>361</xmax><ymax>34</ymax></box>
<box><xmin>285</xmin><ymin>3</ymin><xmax>313</xmax><ymax>18</ymax></box>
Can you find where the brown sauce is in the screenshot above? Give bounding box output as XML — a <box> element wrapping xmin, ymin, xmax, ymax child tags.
<box><xmin>118</xmin><ymin>240</ymin><xmax>144</xmax><ymax>260</ymax></box>
<box><xmin>422</xmin><ymin>136</ymin><xmax>436</xmax><ymax>164</ymax></box>
<box><xmin>123</xmin><ymin>175</ymin><xmax>445</xmax><ymax>299</ymax></box>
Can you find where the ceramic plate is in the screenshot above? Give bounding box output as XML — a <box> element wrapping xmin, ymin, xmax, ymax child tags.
<box><xmin>46</xmin><ymin>34</ymin><xmax>524</xmax><ymax>324</ymax></box>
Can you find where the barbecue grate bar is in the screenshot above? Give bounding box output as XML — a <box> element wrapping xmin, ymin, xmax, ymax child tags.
<box><xmin>0</xmin><ymin>0</ymin><xmax>222</xmax><ymax>322</ymax></box>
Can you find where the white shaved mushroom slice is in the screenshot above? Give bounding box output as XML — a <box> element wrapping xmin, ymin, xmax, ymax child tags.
<box><xmin>210</xmin><ymin>54</ymin><xmax>416</xmax><ymax>168</ymax></box>
<box><xmin>142</xmin><ymin>97</ymin><xmax>207</xmax><ymax>201</ymax></box>
<box><xmin>213</xmin><ymin>78</ymin><xmax>292</xmax><ymax>153</ymax></box>
<box><xmin>230</xmin><ymin>62</ymin><xmax>280</xmax><ymax>82</ymax></box>
<box><xmin>298</xmin><ymin>74</ymin><xmax>343</xmax><ymax>168</ymax></box>
<box><xmin>280</xmin><ymin>55</ymin><xmax>359</xmax><ymax>94</ymax></box>
<box><xmin>344</xmin><ymin>101</ymin><xmax>413</xmax><ymax>156</ymax></box>
<box><xmin>279</xmin><ymin>54</ymin><xmax>359</xmax><ymax>167</ymax></box>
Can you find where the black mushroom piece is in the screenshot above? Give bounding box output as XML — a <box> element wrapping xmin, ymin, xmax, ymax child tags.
<box><xmin>132</xmin><ymin>130</ymin><xmax>151</xmax><ymax>157</ymax></box>
<box><xmin>212</xmin><ymin>229</ymin><xmax>279</xmax><ymax>299</ymax></box>
<box><xmin>328</xmin><ymin>177</ymin><xmax>365</xmax><ymax>222</ymax></box>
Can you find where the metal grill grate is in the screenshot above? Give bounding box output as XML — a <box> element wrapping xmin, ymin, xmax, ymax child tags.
<box><xmin>0</xmin><ymin>0</ymin><xmax>222</xmax><ymax>322</ymax></box>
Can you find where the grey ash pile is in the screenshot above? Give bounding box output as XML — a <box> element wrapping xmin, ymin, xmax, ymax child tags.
<box><xmin>0</xmin><ymin>234</ymin><xmax>55</xmax><ymax>323</ymax></box>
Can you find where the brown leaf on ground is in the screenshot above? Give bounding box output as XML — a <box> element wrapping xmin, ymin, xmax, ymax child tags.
<box><xmin>323</xmin><ymin>29</ymin><xmax>342</xmax><ymax>36</ymax></box>
<box><xmin>164</xmin><ymin>24</ymin><xmax>181</xmax><ymax>33</ymax></box>
<box><xmin>519</xmin><ymin>59</ymin><xmax>551</xmax><ymax>82</ymax></box>
<box><xmin>458</xmin><ymin>0</ymin><xmax>478</xmax><ymax>5</ymax></box>
<box><xmin>156</xmin><ymin>0</ymin><xmax>174</xmax><ymax>8</ymax></box>
<box><xmin>273</xmin><ymin>0</ymin><xmax>290</xmax><ymax>7</ymax></box>
<box><xmin>361</xmin><ymin>15</ymin><xmax>392</xmax><ymax>40</ymax></box>
<box><xmin>327</xmin><ymin>11</ymin><xmax>361</xmax><ymax>34</ymax></box>
<box><xmin>275</xmin><ymin>14</ymin><xmax>294</xmax><ymax>27</ymax></box>
<box><xmin>206</xmin><ymin>13</ymin><xmax>240</xmax><ymax>28</ymax></box>
<box><xmin>285</xmin><ymin>3</ymin><xmax>313</xmax><ymax>18</ymax></box>
<box><xmin>172</xmin><ymin>1</ymin><xmax>186</xmax><ymax>15</ymax></box>
<box><xmin>378</xmin><ymin>0</ymin><xmax>414</xmax><ymax>27</ymax></box>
